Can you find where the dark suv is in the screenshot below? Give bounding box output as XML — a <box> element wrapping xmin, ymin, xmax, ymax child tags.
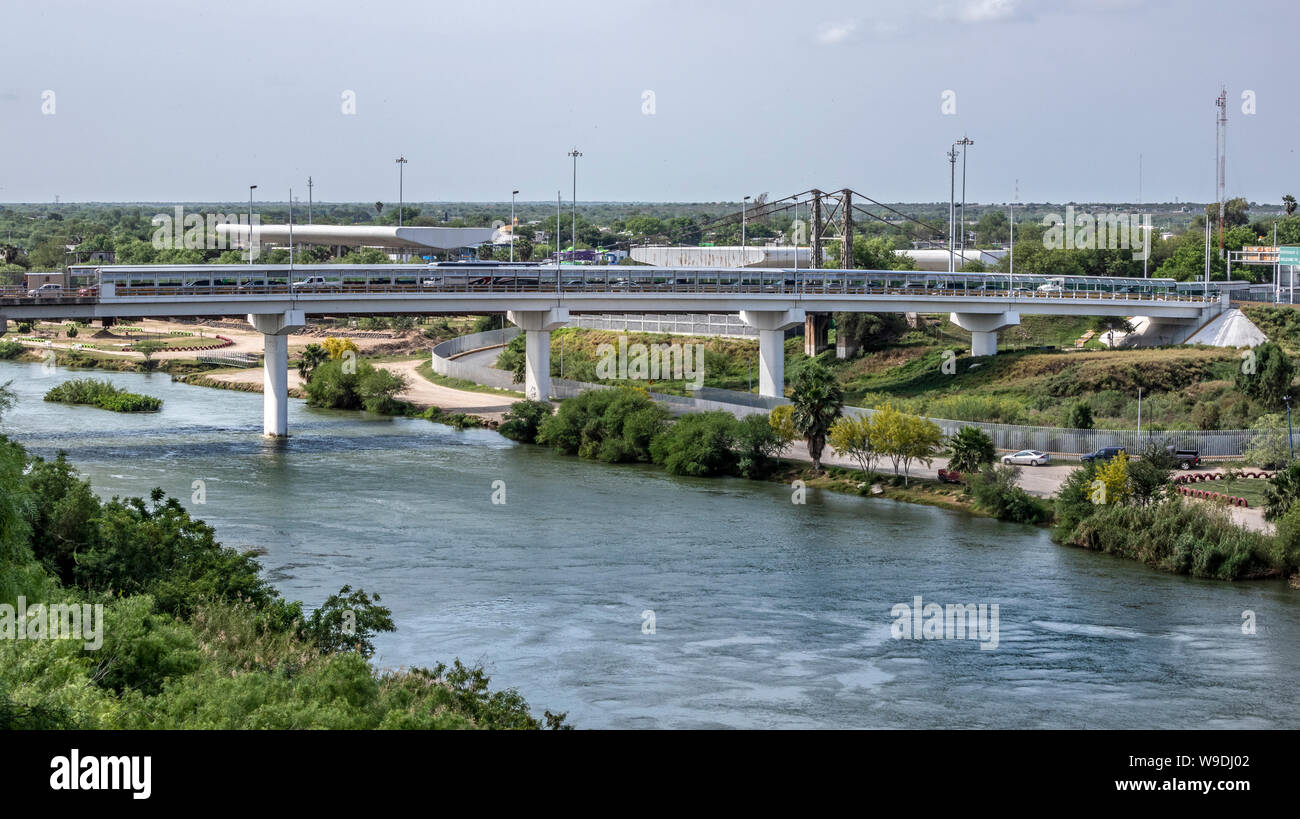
<box><xmin>1081</xmin><ymin>446</ymin><xmax>1126</xmax><ymax>464</ymax></box>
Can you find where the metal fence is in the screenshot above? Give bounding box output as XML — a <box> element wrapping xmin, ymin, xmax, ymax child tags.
<box><xmin>429</xmin><ymin>328</ymin><xmax>522</xmax><ymax>391</ymax></box>
<box><xmin>196</xmin><ymin>351</ymin><xmax>259</xmax><ymax>368</ymax></box>
<box><xmin>571</xmin><ymin>313</ymin><xmax>758</xmax><ymax>338</ymax></box>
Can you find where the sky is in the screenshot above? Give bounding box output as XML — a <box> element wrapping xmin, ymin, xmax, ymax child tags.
<box><xmin>1</xmin><ymin>0</ymin><xmax>1296</xmax><ymax>206</ymax></box>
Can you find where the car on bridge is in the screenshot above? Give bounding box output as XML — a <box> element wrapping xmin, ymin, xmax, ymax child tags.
<box><xmin>1002</xmin><ymin>449</ymin><xmax>1051</xmax><ymax>466</ymax></box>
<box><xmin>291</xmin><ymin>276</ymin><xmax>341</xmax><ymax>292</ymax></box>
<box><xmin>27</xmin><ymin>283</ymin><xmax>63</xmax><ymax>299</ymax></box>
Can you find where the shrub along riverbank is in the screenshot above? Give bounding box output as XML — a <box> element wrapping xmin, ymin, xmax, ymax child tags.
<box><xmin>0</xmin><ymin>434</ymin><xmax>566</xmax><ymax>729</ymax></box>
<box><xmin>44</xmin><ymin>379</ymin><xmax>162</xmax><ymax>412</ymax></box>
<box><xmin>497</xmin><ymin>387</ymin><xmax>1298</xmax><ymax>586</ymax></box>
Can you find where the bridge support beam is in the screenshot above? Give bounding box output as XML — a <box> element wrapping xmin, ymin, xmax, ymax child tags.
<box><xmin>949</xmin><ymin>310</ymin><xmax>1020</xmax><ymax>357</ymax></box>
<box><xmin>741</xmin><ymin>308</ymin><xmax>805</xmax><ymax>398</ymax></box>
<box><xmin>248</xmin><ymin>310</ymin><xmax>305</xmax><ymax>437</ymax></box>
<box><xmin>507</xmin><ymin>308</ymin><xmax>570</xmax><ymax>401</ymax></box>
<box><xmin>804</xmin><ymin>313</ymin><xmax>830</xmax><ymax>356</ymax></box>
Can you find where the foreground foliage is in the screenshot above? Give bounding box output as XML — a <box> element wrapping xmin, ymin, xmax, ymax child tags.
<box><xmin>0</xmin><ymin>436</ymin><xmax>567</xmax><ymax>730</ymax></box>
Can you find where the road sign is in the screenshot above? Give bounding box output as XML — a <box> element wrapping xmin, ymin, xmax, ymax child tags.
<box><xmin>1279</xmin><ymin>246</ymin><xmax>1300</xmax><ymax>265</ymax></box>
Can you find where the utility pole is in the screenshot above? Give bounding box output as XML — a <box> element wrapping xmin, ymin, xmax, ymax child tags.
<box><xmin>568</xmin><ymin>148</ymin><xmax>582</xmax><ymax>262</ymax></box>
<box><xmin>288</xmin><ymin>188</ymin><xmax>294</xmax><ymax>269</ymax></box>
<box><xmin>556</xmin><ymin>190</ymin><xmax>562</xmax><ymax>262</ymax></box>
<box><xmin>395</xmin><ymin>156</ymin><xmax>408</xmax><ymax>228</ymax></box>
<box><xmin>307</xmin><ymin>177</ymin><xmax>313</xmax><ymax>225</ymax></box>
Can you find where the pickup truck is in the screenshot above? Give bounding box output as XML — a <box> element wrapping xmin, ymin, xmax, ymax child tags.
<box><xmin>1167</xmin><ymin>447</ymin><xmax>1201</xmax><ymax>470</ymax></box>
<box><xmin>1081</xmin><ymin>446</ymin><xmax>1126</xmax><ymax>464</ymax></box>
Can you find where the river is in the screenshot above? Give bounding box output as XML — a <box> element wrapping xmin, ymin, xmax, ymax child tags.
<box><xmin>2</xmin><ymin>360</ymin><xmax>1298</xmax><ymax>728</ymax></box>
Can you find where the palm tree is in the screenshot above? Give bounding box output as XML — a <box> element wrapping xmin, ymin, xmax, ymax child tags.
<box><xmin>1285</xmin><ymin>195</ymin><xmax>1297</xmax><ymax>217</ymax></box>
<box><xmin>297</xmin><ymin>343</ymin><xmax>327</xmax><ymax>383</ymax></box>
<box><xmin>790</xmin><ymin>361</ymin><xmax>844</xmax><ymax>471</ymax></box>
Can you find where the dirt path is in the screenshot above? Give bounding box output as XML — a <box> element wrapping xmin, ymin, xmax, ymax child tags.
<box><xmin>200</xmin><ymin>357</ymin><xmax>518</xmax><ymax>421</ymax></box>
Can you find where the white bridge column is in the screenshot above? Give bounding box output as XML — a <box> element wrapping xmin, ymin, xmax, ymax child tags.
<box><xmin>740</xmin><ymin>308</ymin><xmax>806</xmax><ymax>398</ymax></box>
<box><xmin>506</xmin><ymin>308</ymin><xmax>570</xmax><ymax>401</ymax></box>
<box><xmin>248</xmin><ymin>310</ymin><xmax>305</xmax><ymax>436</ymax></box>
<box><xmin>949</xmin><ymin>310</ymin><xmax>1020</xmax><ymax>357</ymax></box>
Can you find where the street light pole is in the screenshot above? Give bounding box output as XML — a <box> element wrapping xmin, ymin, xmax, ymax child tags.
<box><xmin>957</xmin><ymin>136</ymin><xmax>974</xmax><ymax>262</ymax></box>
<box><xmin>248</xmin><ymin>184</ymin><xmax>257</xmax><ymax>260</ymax></box>
<box><xmin>947</xmin><ymin>145</ymin><xmax>958</xmax><ymax>273</ymax></box>
<box><xmin>307</xmin><ymin>176</ymin><xmax>313</xmax><ymax>225</ymax></box>
<box><xmin>510</xmin><ymin>190</ymin><xmax>518</xmax><ymax>263</ymax></box>
<box><xmin>568</xmin><ymin>148</ymin><xmax>582</xmax><ymax>261</ymax></box>
<box><xmin>395</xmin><ymin>156</ymin><xmax>408</xmax><ymax>228</ymax></box>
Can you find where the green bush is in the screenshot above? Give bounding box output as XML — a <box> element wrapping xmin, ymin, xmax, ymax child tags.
<box><xmin>1061</xmin><ymin>497</ymin><xmax>1278</xmax><ymax>580</ymax></box>
<box><xmin>498</xmin><ymin>400</ymin><xmax>554</xmax><ymax>443</ymax></box>
<box><xmin>970</xmin><ymin>464</ymin><xmax>1053</xmax><ymax>524</ymax></box>
<box><xmin>536</xmin><ymin>387</ymin><xmax>668</xmax><ymax>463</ymax></box>
<box><xmin>0</xmin><ymin>341</ymin><xmax>25</xmax><ymax>359</ymax></box>
<box><xmin>650</xmin><ymin>411</ymin><xmax>738</xmax><ymax>477</ymax></box>
<box><xmin>947</xmin><ymin>426</ymin><xmax>995</xmax><ymax>473</ymax></box>
<box><xmin>304</xmin><ymin>358</ymin><xmax>407</xmax><ymax>413</ymax></box>
<box><xmin>733</xmin><ymin>412</ymin><xmax>788</xmax><ymax>479</ymax></box>
<box><xmin>44</xmin><ymin>379</ymin><xmax>162</xmax><ymax>412</ymax></box>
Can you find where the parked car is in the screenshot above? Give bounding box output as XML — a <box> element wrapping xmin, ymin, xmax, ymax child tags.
<box><xmin>1166</xmin><ymin>446</ymin><xmax>1201</xmax><ymax>470</ymax></box>
<box><xmin>1081</xmin><ymin>446</ymin><xmax>1126</xmax><ymax>464</ymax></box>
<box><xmin>28</xmin><ymin>283</ymin><xmax>63</xmax><ymax>299</ymax></box>
<box><xmin>77</xmin><ymin>285</ymin><xmax>98</xmax><ymax>297</ymax></box>
<box><xmin>1002</xmin><ymin>449</ymin><xmax>1051</xmax><ymax>466</ymax></box>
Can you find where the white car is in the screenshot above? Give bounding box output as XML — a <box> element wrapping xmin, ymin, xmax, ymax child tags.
<box><xmin>291</xmin><ymin>276</ymin><xmax>340</xmax><ymax>291</ymax></box>
<box><xmin>1002</xmin><ymin>449</ymin><xmax>1050</xmax><ymax>466</ymax></box>
<box><xmin>28</xmin><ymin>283</ymin><xmax>63</xmax><ymax>298</ymax></box>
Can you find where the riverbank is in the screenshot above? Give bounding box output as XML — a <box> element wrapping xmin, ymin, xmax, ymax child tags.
<box><xmin>5</xmin><ymin>357</ymin><xmax>1299</xmax><ymax>729</ymax></box>
<box><xmin>172</xmin><ymin>353</ymin><xmax>1277</xmax><ymax>537</ymax></box>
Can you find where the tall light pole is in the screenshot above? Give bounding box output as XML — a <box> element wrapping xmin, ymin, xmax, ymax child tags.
<box><xmin>742</xmin><ymin>195</ymin><xmax>751</xmax><ymax>262</ymax></box>
<box><xmin>395</xmin><ymin>156</ymin><xmax>408</xmax><ymax>228</ymax></box>
<box><xmin>288</xmin><ymin>188</ymin><xmax>294</xmax><ymax>269</ymax></box>
<box><xmin>568</xmin><ymin>148</ymin><xmax>582</xmax><ymax>261</ymax></box>
<box><xmin>947</xmin><ymin>144</ymin><xmax>960</xmax><ymax>272</ymax></box>
<box><xmin>248</xmin><ymin>184</ymin><xmax>257</xmax><ymax>259</ymax></box>
<box><xmin>957</xmin><ymin>136</ymin><xmax>974</xmax><ymax>262</ymax></box>
<box><xmin>510</xmin><ymin>190</ymin><xmax>519</xmax><ymax>263</ymax></box>
<box><xmin>307</xmin><ymin>176</ymin><xmax>313</xmax><ymax>225</ymax></box>
<box><xmin>556</xmin><ymin>190</ymin><xmax>562</xmax><ymax>262</ymax></box>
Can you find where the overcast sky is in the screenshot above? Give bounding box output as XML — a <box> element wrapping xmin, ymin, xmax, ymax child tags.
<box><xmin>2</xmin><ymin>0</ymin><xmax>1295</xmax><ymax>206</ymax></box>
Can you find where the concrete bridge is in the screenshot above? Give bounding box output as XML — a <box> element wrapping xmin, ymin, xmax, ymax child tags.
<box><xmin>1</xmin><ymin>263</ymin><xmax>1224</xmax><ymax>436</ymax></box>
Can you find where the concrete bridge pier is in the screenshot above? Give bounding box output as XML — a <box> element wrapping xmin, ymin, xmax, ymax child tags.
<box><xmin>0</xmin><ymin>316</ymin><xmax>6</xmax><ymax>335</ymax></box>
<box><xmin>804</xmin><ymin>313</ymin><xmax>830</xmax><ymax>356</ymax></box>
<box><xmin>507</xmin><ymin>307</ymin><xmax>570</xmax><ymax>400</ymax></box>
<box><xmin>949</xmin><ymin>310</ymin><xmax>1020</xmax><ymax>357</ymax></box>
<box><xmin>248</xmin><ymin>310</ymin><xmax>305</xmax><ymax>436</ymax></box>
<box><xmin>740</xmin><ymin>308</ymin><xmax>805</xmax><ymax>398</ymax></box>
